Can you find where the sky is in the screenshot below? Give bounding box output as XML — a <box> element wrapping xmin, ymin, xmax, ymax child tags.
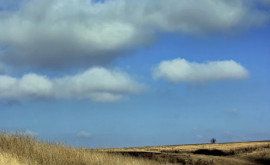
<box><xmin>0</xmin><ymin>0</ymin><xmax>270</xmax><ymax>148</ymax></box>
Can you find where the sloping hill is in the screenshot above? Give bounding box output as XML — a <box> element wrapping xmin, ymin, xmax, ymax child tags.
<box><xmin>100</xmin><ymin>141</ymin><xmax>270</xmax><ymax>165</ymax></box>
<box><xmin>0</xmin><ymin>133</ymin><xmax>171</xmax><ymax>165</ymax></box>
<box><xmin>1</xmin><ymin>132</ymin><xmax>270</xmax><ymax>165</ymax></box>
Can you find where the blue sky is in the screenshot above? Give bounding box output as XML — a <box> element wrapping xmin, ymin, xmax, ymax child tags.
<box><xmin>0</xmin><ymin>0</ymin><xmax>270</xmax><ymax>148</ymax></box>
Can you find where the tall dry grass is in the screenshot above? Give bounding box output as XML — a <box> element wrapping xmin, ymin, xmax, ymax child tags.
<box><xmin>1</xmin><ymin>132</ymin><xmax>269</xmax><ymax>165</ymax></box>
<box><xmin>0</xmin><ymin>132</ymin><xmax>172</xmax><ymax>165</ymax></box>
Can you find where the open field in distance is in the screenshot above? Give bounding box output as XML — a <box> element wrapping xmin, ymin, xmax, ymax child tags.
<box><xmin>0</xmin><ymin>132</ymin><xmax>270</xmax><ymax>165</ymax></box>
<box><xmin>99</xmin><ymin>141</ymin><xmax>270</xmax><ymax>165</ymax></box>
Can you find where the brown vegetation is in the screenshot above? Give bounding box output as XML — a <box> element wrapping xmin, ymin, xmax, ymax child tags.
<box><xmin>0</xmin><ymin>132</ymin><xmax>270</xmax><ymax>165</ymax></box>
<box><xmin>100</xmin><ymin>141</ymin><xmax>270</xmax><ymax>165</ymax></box>
<box><xmin>0</xmin><ymin>133</ymin><xmax>171</xmax><ymax>165</ymax></box>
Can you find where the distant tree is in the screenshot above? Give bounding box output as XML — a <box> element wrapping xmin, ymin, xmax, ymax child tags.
<box><xmin>211</xmin><ymin>138</ymin><xmax>216</xmax><ymax>144</ymax></box>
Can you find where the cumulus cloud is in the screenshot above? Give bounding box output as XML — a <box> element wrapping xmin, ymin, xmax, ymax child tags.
<box><xmin>0</xmin><ymin>0</ymin><xmax>153</xmax><ymax>69</ymax></box>
<box><xmin>153</xmin><ymin>58</ymin><xmax>248</xmax><ymax>83</ymax></box>
<box><xmin>0</xmin><ymin>67</ymin><xmax>144</xmax><ymax>102</ymax></box>
<box><xmin>0</xmin><ymin>0</ymin><xmax>268</xmax><ymax>70</ymax></box>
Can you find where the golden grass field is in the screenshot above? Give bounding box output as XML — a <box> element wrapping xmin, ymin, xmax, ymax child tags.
<box><xmin>0</xmin><ymin>132</ymin><xmax>269</xmax><ymax>165</ymax></box>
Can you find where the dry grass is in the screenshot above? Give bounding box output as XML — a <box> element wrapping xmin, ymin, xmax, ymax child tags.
<box><xmin>0</xmin><ymin>152</ymin><xmax>26</xmax><ymax>165</ymax></box>
<box><xmin>100</xmin><ymin>141</ymin><xmax>270</xmax><ymax>165</ymax></box>
<box><xmin>1</xmin><ymin>132</ymin><xmax>270</xmax><ymax>165</ymax></box>
<box><xmin>102</xmin><ymin>141</ymin><xmax>270</xmax><ymax>153</ymax></box>
<box><xmin>0</xmin><ymin>132</ymin><xmax>172</xmax><ymax>165</ymax></box>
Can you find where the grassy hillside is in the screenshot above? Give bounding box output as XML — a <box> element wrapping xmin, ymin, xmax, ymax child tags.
<box><xmin>100</xmin><ymin>141</ymin><xmax>270</xmax><ymax>165</ymax></box>
<box><xmin>0</xmin><ymin>133</ymin><xmax>171</xmax><ymax>165</ymax></box>
<box><xmin>0</xmin><ymin>132</ymin><xmax>270</xmax><ymax>165</ymax></box>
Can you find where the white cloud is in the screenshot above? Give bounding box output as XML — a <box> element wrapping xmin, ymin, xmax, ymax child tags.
<box><xmin>77</xmin><ymin>131</ymin><xmax>92</xmax><ymax>138</ymax></box>
<box><xmin>20</xmin><ymin>130</ymin><xmax>39</xmax><ymax>137</ymax></box>
<box><xmin>226</xmin><ymin>109</ymin><xmax>239</xmax><ymax>117</ymax></box>
<box><xmin>0</xmin><ymin>0</ymin><xmax>153</xmax><ymax>69</ymax></box>
<box><xmin>0</xmin><ymin>0</ymin><xmax>268</xmax><ymax>70</ymax></box>
<box><xmin>153</xmin><ymin>58</ymin><xmax>248</xmax><ymax>83</ymax></box>
<box><xmin>0</xmin><ymin>67</ymin><xmax>145</xmax><ymax>102</ymax></box>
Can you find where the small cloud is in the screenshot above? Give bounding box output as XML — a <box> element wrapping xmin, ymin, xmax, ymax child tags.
<box><xmin>193</xmin><ymin>127</ymin><xmax>199</xmax><ymax>131</ymax></box>
<box><xmin>196</xmin><ymin>135</ymin><xmax>203</xmax><ymax>139</ymax></box>
<box><xmin>225</xmin><ymin>109</ymin><xmax>239</xmax><ymax>117</ymax></box>
<box><xmin>20</xmin><ymin>130</ymin><xmax>39</xmax><ymax>137</ymax></box>
<box><xmin>153</xmin><ymin>58</ymin><xmax>248</xmax><ymax>83</ymax></box>
<box><xmin>77</xmin><ymin>131</ymin><xmax>92</xmax><ymax>138</ymax></box>
<box><xmin>228</xmin><ymin>109</ymin><xmax>238</xmax><ymax>114</ymax></box>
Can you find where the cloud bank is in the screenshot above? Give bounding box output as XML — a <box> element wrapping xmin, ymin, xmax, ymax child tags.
<box><xmin>153</xmin><ymin>58</ymin><xmax>248</xmax><ymax>83</ymax></box>
<box><xmin>0</xmin><ymin>67</ymin><xmax>144</xmax><ymax>102</ymax></box>
<box><xmin>0</xmin><ymin>0</ymin><xmax>268</xmax><ymax>70</ymax></box>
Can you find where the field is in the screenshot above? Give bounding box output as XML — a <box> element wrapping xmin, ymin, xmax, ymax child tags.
<box><xmin>0</xmin><ymin>133</ymin><xmax>270</xmax><ymax>165</ymax></box>
<box><xmin>100</xmin><ymin>141</ymin><xmax>270</xmax><ymax>165</ymax></box>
